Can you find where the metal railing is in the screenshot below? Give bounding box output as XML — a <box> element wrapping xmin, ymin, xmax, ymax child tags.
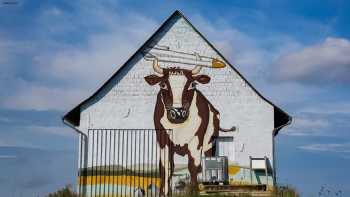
<box><xmin>77</xmin><ymin>129</ymin><xmax>173</xmax><ymax>197</ymax></box>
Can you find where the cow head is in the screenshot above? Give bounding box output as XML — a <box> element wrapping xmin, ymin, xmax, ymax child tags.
<box><xmin>145</xmin><ymin>61</ymin><xmax>210</xmax><ymax>124</ymax></box>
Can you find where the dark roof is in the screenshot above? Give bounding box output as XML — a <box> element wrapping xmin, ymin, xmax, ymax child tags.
<box><xmin>62</xmin><ymin>10</ymin><xmax>291</xmax><ymax>136</ymax></box>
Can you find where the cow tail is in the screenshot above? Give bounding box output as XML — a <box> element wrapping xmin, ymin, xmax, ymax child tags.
<box><xmin>219</xmin><ymin>126</ymin><xmax>236</xmax><ymax>132</ymax></box>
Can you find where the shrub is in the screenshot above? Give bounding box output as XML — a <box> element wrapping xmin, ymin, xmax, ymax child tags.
<box><xmin>46</xmin><ymin>185</ymin><xmax>78</xmax><ymax>197</ymax></box>
<box><xmin>273</xmin><ymin>185</ymin><xmax>299</xmax><ymax>197</ymax></box>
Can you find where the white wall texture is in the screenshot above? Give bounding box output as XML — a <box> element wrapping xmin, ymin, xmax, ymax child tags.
<box><xmin>77</xmin><ymin>15</ymin><xmax>274</xmax><ymax>170</ymax></box>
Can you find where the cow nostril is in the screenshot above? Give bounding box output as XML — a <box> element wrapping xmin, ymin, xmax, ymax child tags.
<box><xmin>170</xmin><ymin>110</ymin><xmax>176</xmax><ymax>119</ymax></box>
<box><xmin>181</xmin><ymin>110</ymin><xmax>187</xmax><ymax>118</ymax></box>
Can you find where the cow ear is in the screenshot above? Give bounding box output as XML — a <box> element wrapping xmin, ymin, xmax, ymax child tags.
<box><xmin>144</xmin><ymin>75</ymin><xmax>162</xmax><ymax>86</ymax></box>
<box><xmin>194</xmin><ymin>75</ymin><xmax>210</xmax><ymax>84</ymax></box>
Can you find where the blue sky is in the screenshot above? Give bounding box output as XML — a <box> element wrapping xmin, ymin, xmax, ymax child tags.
<box><xmin>0</xmin><ymin>0</ymin><xmax>349</xmax><ymax>196</ymax></box>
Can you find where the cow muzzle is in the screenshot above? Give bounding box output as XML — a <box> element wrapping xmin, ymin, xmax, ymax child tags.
<box><xmin>167</xmin><ymin>107</ymin><xmax>188</xmax><ymax>124</ymax></box>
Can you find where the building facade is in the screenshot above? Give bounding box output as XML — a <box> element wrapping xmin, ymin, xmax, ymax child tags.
<box><xmin>63</xmin><ymin>11</ymin><xmax>291</xmax><ymax>197</ymax></box>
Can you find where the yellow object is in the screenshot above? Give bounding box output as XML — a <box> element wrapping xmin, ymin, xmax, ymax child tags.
<box><xmin>228</xmin><ymin>166</ymin><xmax>240</xmax><ymax>175</ymax></box>
<box><xmin>78</xmin><ymin>175</ymin><xmax>160</xmax><ymax>190</ymax></box>
<box><xmin>212</xmin><ymin>58</ymin><xmax>226</xmax><ymax>68</ymax></box>
<box><xmin>229</xmin><ymin>180</ymin><xmax>251</xmax><ymax>185</ymax></box>
<box><xmin>198</xmin><ymin>183</ymin><xmax>205</xmax><ymax>191</ymax></box>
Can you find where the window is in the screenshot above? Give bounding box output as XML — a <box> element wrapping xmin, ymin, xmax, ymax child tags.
<box><xmin>215</xmin><ymin>137</ymin><xmax>234</xmax><ymax>162</ymax></box>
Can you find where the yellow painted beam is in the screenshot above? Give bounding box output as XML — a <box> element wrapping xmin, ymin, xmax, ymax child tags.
<box><xmin>78</xmin><ymin>175</ymin><xmax>160</xmax><ymax>189</ymax></box>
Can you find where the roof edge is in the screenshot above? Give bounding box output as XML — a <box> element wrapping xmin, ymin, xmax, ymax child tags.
<box><xmin>273</xmin><ymin>106</ymin><xmax>292</xmax><ymax>136</ymax></box>
<box><xmin>63</xmin><ymin>106</ymin><xmax>80</xmax><ymax>127</ymax></box>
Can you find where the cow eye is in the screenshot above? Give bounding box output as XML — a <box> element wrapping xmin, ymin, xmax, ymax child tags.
<box><xmin>160</xmin><ymin>83</ymin><xmax>168</xmax><ymax>90</ymax></box>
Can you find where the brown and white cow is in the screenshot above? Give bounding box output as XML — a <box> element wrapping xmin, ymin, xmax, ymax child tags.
<box><xmin>144</xmin><ymin>58</ymin><xmax>234</xmax><ymax>196</ymax></box>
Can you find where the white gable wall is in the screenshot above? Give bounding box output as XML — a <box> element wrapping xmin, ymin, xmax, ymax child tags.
<box><xmin>78</xmin><ymin>16</ymin><xmax>274</xmax><ymax>169</ymax></box>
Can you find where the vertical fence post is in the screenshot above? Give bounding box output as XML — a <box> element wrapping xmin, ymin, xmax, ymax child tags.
<box><xmin>117</xmin><ymin>130</ymin><xmax>120</xmax><ymax>196</ymax></box>
<box><xmin>134</xmin><ymin>130</ymin><xmax>137</xmax><ymax>197</ymax></box>
<box><xmin>112</xmin><ymin>130</ymin><xmax>116</xmax><ymax>197</ymax></box>
<box><xmin>90</xmin><ymin>130</ymin><xmax>94</xmax><ymax>197</ymax></box>
<box><xmin>84</xmin><ymin>129</ymin><xmax>176</xmax><ymax>197</ymax></box>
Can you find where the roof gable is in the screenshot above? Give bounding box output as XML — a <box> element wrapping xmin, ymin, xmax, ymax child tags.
<box><xmin>63</xmin><ymin>10</ymin><xmax>291</xmax><ymax>135</ymax></box>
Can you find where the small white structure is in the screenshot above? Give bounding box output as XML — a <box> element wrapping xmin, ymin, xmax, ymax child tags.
<box><xmin>63</xmin><ymin>10</ymin><xmax>291</xmax><ymax>196</ymax></box>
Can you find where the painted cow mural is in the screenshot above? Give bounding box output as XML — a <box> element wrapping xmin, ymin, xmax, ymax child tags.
<box><xmin>144</xmin><ymin>57</ymin><xmax>234</xmax><ymax>196</ymax></box>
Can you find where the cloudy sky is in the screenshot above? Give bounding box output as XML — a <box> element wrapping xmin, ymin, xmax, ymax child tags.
<box><xmin>0</xmin><ymin>0</ymin><xmax>349</xmax><ymax>196</ymax></box>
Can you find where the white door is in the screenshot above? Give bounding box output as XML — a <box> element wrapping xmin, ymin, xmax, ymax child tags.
<box><xmin>215</xmin><ymin>137</ymin><xmax>234</xmax><ymax>162</ymax></box>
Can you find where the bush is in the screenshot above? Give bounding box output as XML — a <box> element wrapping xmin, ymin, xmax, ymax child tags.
<box><xmin>46</xmin><ymin>185</ymin><xmax>78</xmax><ymax>197</ymax></box>
<box><xmin>273</xmin><ymin>185</ymin><xmax>299</xmax><ymax>197</ymax></box>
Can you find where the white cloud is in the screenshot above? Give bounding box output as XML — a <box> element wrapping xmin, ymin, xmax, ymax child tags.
<box><xmin>0</xmin><ymin>138</ymin><xmax>40</xmax><ymax>149</ymax></box>
<box><xmin>273</xmin><ymin>37</ymin><xmax>350</xmax><ymax>84</ymax></box>
<box><xmin>255</xmin><ymin>81</ymin><xmax>323</xmax><ymax>107</ymax></box>
<box><xmin>33</xmin><ymin>4</ymin><xmax>158</xmax><ymax>90</ymax></box>
<box><xmin>191</xmin><ymin>14</ymin><xmax>273</xmax><ymax>79</ymax></box>
<box><xmin>294</xmin><ymin>117</ymin><xmax>329</xmax><ymax>130</ymax></box>
<box><xmin>284</xmin><ymin>115</ymin><xmax>331</xmax><ymax>136</ymax></box>
<box><xmin>0</xmin><ymin>40</ymin><xmax>10</xmax><ymax>65</ymax></box>
<box><xmin>0</xmin><ymin>78</ymin><xmax>88</xmax><ymax>111</ymax></box>
<box><xmin>301</xmin><ymin>102</ymin><xmax>350</xmax><ymax>114</ymax></box>
<box><xmin>0</xmin><ymin>155</ymin><xmax>17</xmax><ymax>159</ymax></box>
<box><xmin>35</xmin><ymin>23</ymin><xmax>154</xmax><ymax>89</ymax></box>
<box><xmin>0</xmin><ymin>139</ymin><xmax>15</xmax><ymax>147</ymax></box>
<box><xmin>24</xmin><ymin>125</ymin><xmax>75</xmax><ymax>137</ymax></box>
<box><xmin>282</xmin><ymin>108</ymin><xmax>350</xmax><ymax>137</ymax></box>
<box><xmin>0</xmin><ymin>38</ymin><xmax>36</xmax><ymax>75</ymax></box>
<box><xmin>298</xmin><ymin>142</ymin><xmax>350</xmax><ymax>153</ymax></box>
<box><xmin>189</xmin><ymin>14</ymin><xmax>316</xmax><ymax>110</ymax></box>
<box><xmin>2</xmin><ymin>125</ymin><xmax>74</xmax><ymax>139</ymax></box>
<box><xmin>0</xmin><ymin>125</ymin><xmax>75</xmax><ymax>150</ymax></box>
<box><xmin>0</xmin><ymin>4</ymin><xmax>157</xmax><ymax>111</ymax></box>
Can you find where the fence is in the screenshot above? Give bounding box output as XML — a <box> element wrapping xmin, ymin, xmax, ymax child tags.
<box><xmin>77</xmin><ymin>129</ymin><xmax>174</xmax><ymax>197</ymax></box>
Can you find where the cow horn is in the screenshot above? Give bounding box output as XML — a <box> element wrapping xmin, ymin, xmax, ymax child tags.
<box><xmin>191</xmin><ymin>65</ymin><xmax>202</xmax><ymax>75</ymax></box>
<box><xmin>153</xmin><ymin>58</ymin><xmax>163</xmax><ymax>74</ymax></box>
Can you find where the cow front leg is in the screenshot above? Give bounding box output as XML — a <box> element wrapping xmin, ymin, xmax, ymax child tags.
<box><xmin>188</xmin><ymin>140</ymin><xmax>202</xmax><ymax>193</ymax></box>
<box><xmin>188</xmin><ymin>155</ymin><xmax>201</xmax><ymax>194</ymax></box>
<box><xmin>159</xmin><ymin>145</ymin><xmax>173</xmax><ymax>196</ymax></box>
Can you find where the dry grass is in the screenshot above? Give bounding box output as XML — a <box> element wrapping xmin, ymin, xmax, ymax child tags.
<box><xmin>46</xmin><ymin>185</ymin><xmax>77</xmax><ymax>197</ymax></box>
<box><xmin>46</xmin><ymin>185</ymin><xmax>299</xmax><ymax>197</ymax></box>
